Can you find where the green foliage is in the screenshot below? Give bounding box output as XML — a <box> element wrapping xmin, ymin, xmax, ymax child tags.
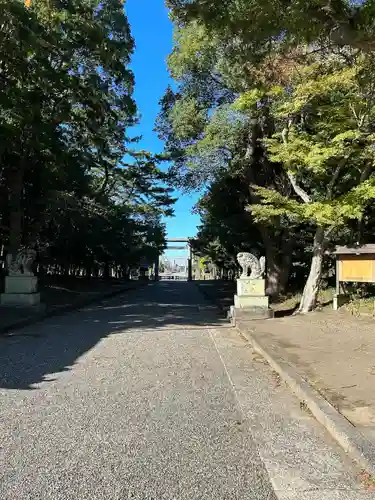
<box><xmin>0</xmin><ymin>0</ymin><xmax>174</xmax><ymax>277</ymax></box>
<box><xmin>169</xmin><ymin>97</ymin><xmax>207</xmax><ymax>140</ymax></box>
<box><xmin>168</xmin><ymin>22</ymin><xmax>216</xmax><ymax>80</ymax></box>
<box><xmin>191</xmin><ymin>174</ymin><xmax>263</xmax><ymax>272</ymax></box>
<box><xmin>156</xmin><ymin>24</ymin><xmax>248</xmax><ymax>190</ymax></box>
<box><xmin>233</xmin><ymin>89</ymin><xmax>265</xmax><ymax>111</ymax></box>
<box><xmin>157</xmin><ymin>3</ymin><xmax>306</xmax><ymax>294</ymax></box>
<box><xmin>251</xmin><ymin>57</ymin><xmax>375</xmax><ymax>231</ymax></box>
<box><xmin>162</xmin><ymin>0</ymin><xmax>375</xmax><ymax>310</ymax></box>
<box><xmin>167</xmin><ymin>0</ymin><xmax>375</xmax><ymax>54</ymax></box>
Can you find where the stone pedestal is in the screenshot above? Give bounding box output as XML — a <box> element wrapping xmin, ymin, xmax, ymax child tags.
<box><xmin>231</xmin><ymin>278</ymin><xmax>273</xmax><ymax>323</ymax></box>
<box><xmin>234</xmin><ymin>278</ymin><xmax>268</xmax><ymax>307</ymax></box>
<box><xmin>1</xmin><ymin>276</ymin><xmax>41</xmax><ymax>307</ymax></box>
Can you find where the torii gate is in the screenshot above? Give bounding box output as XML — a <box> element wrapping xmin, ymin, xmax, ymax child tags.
<box><xmin>155</xmin><ymin>238</ymin><xmax>193</xmax><ymax>281</ymax></box>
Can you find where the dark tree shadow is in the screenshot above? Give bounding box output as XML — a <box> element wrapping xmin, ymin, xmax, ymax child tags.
<box><xmin>196</xmin><ymin>280</ymin><xmax>236</xmax><ymax>314</ymax></box>
<box><xmin>273</xmin><ymin>305</ymin><xmax>299</xmax><ymax>318</ymax></box>
<box><xmin>0</xmin><ymin>281</ymin><xmax>226</xmax><ymax>390</ymax></box>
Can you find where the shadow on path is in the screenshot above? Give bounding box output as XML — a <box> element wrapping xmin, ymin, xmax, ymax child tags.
<box><xmin>0</xmin><ymin>282</ymin><xmax>225</xmax><ymax>390</ymax></box>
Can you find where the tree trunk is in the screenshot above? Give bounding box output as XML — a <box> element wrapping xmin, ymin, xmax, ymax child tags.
<box><xmin>279</xmin><ymin>236</ymin><xmax>293</xmax><ymax>293</ymax></box>
<box><xmin>260</xmin><ymin>225</ymin><xmax>292</xmax><ymax>297</ymax></box>
<box><xmin>265</xmin><ymin>250</ymin><xmax>291</xmax><ymax>297</ymax></box>
<box><xmin>298</xmin><ymin>227</ymin><xmax>326</xmax><ymax>313</ymax></box>
<box><xmin>8</xmin><ymin>167</ymin><xmax>25</xmax><ymax>257</ymax></box>
<box><xmin>103</xmin><ymin>261</ymin><xmax>110</xmax><ymax>279</ymax></box>
<box><xmin>242</xmin><ymin>115</ymin><xmax>295</xmax><ymax>296</ymax></box>
<box><xmin>266</xmin><ymin>251</ymin><xmax>282</xmax><ymax>296</ymax></box>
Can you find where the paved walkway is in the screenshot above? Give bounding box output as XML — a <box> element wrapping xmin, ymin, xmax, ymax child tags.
<box><xmin>0</xmin><ymin>278</ymin><xmax>139</xmax><ymax>333</ymax></box>
<box><xmin>0</xmin><ymin>283</ymin><xmax>373</xmax><ymax>499</ymax></box>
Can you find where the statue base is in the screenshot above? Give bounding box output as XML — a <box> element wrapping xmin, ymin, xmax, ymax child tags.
<box><xmin>229</xmin><ymin>305</ymin><xmax>274</xmax><ymax>324</ymax></box>
<box><xmin>1</xmin><ymin>293</ymin><xmax>41</xmax><ymax>307</ymax></box>
<box><xmin>1</xmin><ymin>276</ymin><xmax>41</xmax><ymax>307</ymax></box>
<box><xmin>237</xmin><ymin>278</ymin><xmax>266</xmax><ymax>296</ymax></box>
<box><xmin>4</xmin><ymin>276</ymin><xmax>38</xmax><ymax>294</ymax></box>
<box><xmin>231</xmin><ymin>278</ymin><xmax>273</xmax><ymax>324</ymax></box>
<box><xmin>234</xmin><ymin>294</ymin><xmax>269</xmax><ymax>308</ymax></box>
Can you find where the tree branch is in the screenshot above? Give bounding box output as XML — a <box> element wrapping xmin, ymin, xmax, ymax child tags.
<box><xmin>98</xmin><ymin>161</ymin><xmax>110</xmax><ymax>196</ymax></box>
<box><xmin>245</xmin><ymin>118</ymin><xmax>259</xmax><ymax>161</ymax></box>
<box><xmin>286</xmin><ymin>171</ymin><xmax>312</xmax><ymax>204</ymax></box>
<box><xmin>360</xmin><ymin>162</ymin><xmax>373</xmax><ymax>183</ymax></box>
<box><xmin>326</xmin><ymin>158</ymin><xmax>346</xmax><ymax>200</ymax></box>
<box><xmin>282</xmin><ymin>120</ymin><xmax>312</xmax><ymax>204</ymax></box>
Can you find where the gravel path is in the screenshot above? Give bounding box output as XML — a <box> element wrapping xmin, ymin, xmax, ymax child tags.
<box><xmin>0</xmin><ymin>282</ymin><xmax>277</xmax><ymax>500</ymax></box>
<box><xmin>1</xmin><ymin>282</ymin><xmax>372</xmax><ymax>500</ymax></box>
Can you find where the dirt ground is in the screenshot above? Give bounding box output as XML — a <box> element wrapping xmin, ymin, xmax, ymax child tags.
<box><xmin>195</xmin><ymin>280</ymin><xmax>375</xmax><ymax>441</ymax></box>
<box><xmin>243</xmin><ymin>309</ymin><xmax>375</xmax><ymax>441</ymax></box>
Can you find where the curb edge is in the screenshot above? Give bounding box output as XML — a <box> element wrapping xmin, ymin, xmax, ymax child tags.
<box><xmin>237</xmin><ymin>321</ymin><xmax>375</xmax><ymax>477</ymax></box>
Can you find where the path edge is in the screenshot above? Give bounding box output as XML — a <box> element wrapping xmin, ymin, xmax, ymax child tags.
<box><xmin>1</xmin><ymin>281</ymin><xmax>150</xmax><ymax>336</ymax></box>
<box><xmin>236</xmin><ymin>321</ymin><xmax>375</xmax><ymax>477</ymax></box>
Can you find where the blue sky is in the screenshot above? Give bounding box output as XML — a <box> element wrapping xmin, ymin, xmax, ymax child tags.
<box><xmin>126</xmin><ymin>0</ymin><xmax>201</xmax><ymax>259</ymax></box>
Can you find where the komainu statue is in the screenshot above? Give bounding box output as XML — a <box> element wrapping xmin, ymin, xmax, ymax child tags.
<box><xmin>6</xmin><ymin>248</ymin><xmax>37</xmax><ymax>277</ymax></box>
<box><xmin>237</xmin><ymin>252</ymin><xmax>266</xmax><ymax>279</ymax></box>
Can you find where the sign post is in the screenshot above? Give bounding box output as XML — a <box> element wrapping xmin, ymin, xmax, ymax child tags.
<box><xmin>333</xmin><ymin>244</ymin><xmax>375</xmax><ymax>309</ymax></box>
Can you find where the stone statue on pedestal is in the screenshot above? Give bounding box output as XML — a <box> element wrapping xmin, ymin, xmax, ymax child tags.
<box><xmin>229</xmin><ymin>251</ymin><xmax>273</xmax><ymax>324</ymax></box>
<box><xmin>237</xmin><ymin>252</ymin><xmax>266</xmax><ymax>279</ymax></box>
<box><xmin>6</xmin><ymin>248</ymin><xmax>37</xmax><ymax>277</ymax></box>
<box><xmin>1</xmin><ymin>248</ymin><xmax>40</xmax><ymax>307</ymax></box>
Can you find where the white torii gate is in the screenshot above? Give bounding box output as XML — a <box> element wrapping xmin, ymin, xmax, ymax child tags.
<box><xmin>155</xmin><ymin>238</ymin><xmax>193</xmax><ymax>281</ymax></box>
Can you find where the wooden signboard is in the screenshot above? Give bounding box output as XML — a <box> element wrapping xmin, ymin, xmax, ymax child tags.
<box><xmin>334</xmin><ymin>245</ymin><xmax>375</xmax><ymax>287</ymax></box>
<box><xmin>338</xmin><ymin>254</ymin><xmax>375</xmax><ymax>283</ymax></box>
<box><xmin>333</xmin><ymin>245</ymin><xmax>375</xmax><ymax>309</ymax></box>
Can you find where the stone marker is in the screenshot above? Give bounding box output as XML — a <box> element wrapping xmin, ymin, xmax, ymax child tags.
<box><xmin>230</xmin><ymin>252</ymin><xmax>273</xmax><ymax>323</ymax></box>
<box><xmin>1</xmin><ymin>248</ymin><xmax>41</xmax><ymax>307</ymax></box>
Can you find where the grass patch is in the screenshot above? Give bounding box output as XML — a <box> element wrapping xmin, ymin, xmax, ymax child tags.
<box><xmin>271</xmin><ymin>287</ymin><xmax>335</xmax><ymax>314</ymax></box>
<box><xmin>299</xmin><ymin>400</ymin><xmax>313</xmax><ymax>416</ymax></box>
<box><xmin>359</xmin><ymin>470</ymin><xmax>375</xmax><ymax>490</ymax></box>
<box><xmin>345</xmin><ymin>297</ymin><xmax>375</xmax><ymax>316</ymax></box>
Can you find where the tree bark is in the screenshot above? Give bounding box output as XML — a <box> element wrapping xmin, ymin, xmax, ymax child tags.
<box><xmin>264</xmin><ymin>246</ymin><xmax>291</xmax><ymax>296</ymax></box>
<box><xmin>103</xmin><ymin>261</ymin><xmax>110</xmax><ymax>279</ymax></box>
<box><xmin>244</xmin><ymin>115</ymin><xmax>294</xmax><ymax>296</ymax></box>
<box><xmin>8</xmin><ymin>166</ymin><xmax>25</xmax><ymax>257</ymax></box>
<box><xmin>257</xmin><ymin>223</ymin><xmax>292</xmax><ymax>296</ymax></box>
<box><xmin>279</xmin><ymin>238</ymin><xmax>293</xmax><ymax>294</ymax></box>
<box><xmin>266</xmin><ymin>254</ymin><xmax>282</xmax><ymax>296</ymax></box>
<box><xmin>298</xmin><ymin>227</ymin><xmax>326</xmax><ymax>313</ymax></box>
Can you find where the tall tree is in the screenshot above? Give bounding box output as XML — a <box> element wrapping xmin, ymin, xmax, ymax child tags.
<box><xmin>0</xmin><ymin>1</ymin><xmax>174</xmax><ymax>278</ymax></box>
<box><xmin>156</xmin><ymin>22</ymin><xmax>295</xmax><ymax>295</ymax></box>
<box><xmin>167</xmin><ymin>0</ymin><xmax>375</xmax><ymax>53</ymax></box>
<box><xmin>192</xmin><ymin>174</ymin><xmax>263</xmax><ymax>277</ymax></box>
<box><xmin>163</xmin><ymin>0</ymin><xmax>375</xmax><ymax>313</ymax></box>
<box><xmin>251</xmin><ymin>55</ymin><xmax>375</xmax><ymax>311</ymax></box>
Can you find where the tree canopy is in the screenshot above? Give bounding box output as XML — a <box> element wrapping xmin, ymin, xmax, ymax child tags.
<box><xmin>160</xmin><ymin>0</ymin><xmax>375</xmax><ymax>311</ymax></box>
<box><xmin>0</xmin><ymin>0</ymin><xmax>174</xmax><ymax>279</ymax></box>
<box><xmin>167</xmin><ymin>0</ymin><xmax>375</xmax><ymax>53</ymax></box>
